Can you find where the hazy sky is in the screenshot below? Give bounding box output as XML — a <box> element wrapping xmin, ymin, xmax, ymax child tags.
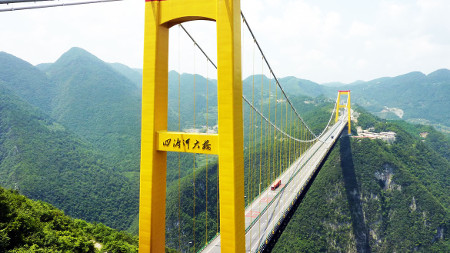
<box><xmin>0</xmin><ymin>0</ymin><xmax>449</xmax><ymax>83</ymax></box>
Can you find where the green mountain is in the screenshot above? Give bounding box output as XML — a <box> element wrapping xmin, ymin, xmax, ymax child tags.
<box><xmin>273</xmin><ymin>110</ymin><xmax>449</xmax><ymax>252</ymax></box>
<box><xmin>167</xmin><ymin>71</ymin><xmax>218</xmax><ymax>130</ymax></box>
<box><xmin>0</xmin><ymin>186</ymin><xmax>138</xmax><ymax>252</ymax></box>
<box><xmin>108</xmin><ymin>63</ymin><xmax>142</xmax><ymax>90</ymax></box>
<box><xmin>272</xmin><ymin>70</ymin><xmax>450</xmax><ymax>132</ymax></box>
<box><xmin>339</xmin><ymin>70</ymin><xmax>450</xmax><ymax>128</ymax></box>
<box><xmin>0</xmin><ymin>52</ymin><xmax>56</xmax><ymax>113</ymax></box>
<box><xmin>35</xmin><ymin>62</ymin><xmax>53</xmax><ymax>72</ymax></box>
<box><xmin>0</xmin><ymin>49</ymin><xmax>142</xmax><ymax>173</ymax></box>
<box><xmin>389</xmin><ymin>120</ymin><xmax>450</xmax><ymax>162</ymax></box>
<box><xmin>0</xmin><ymin>86</ymin><xmax>138</xmax><ymax>230</ymax></box>
<box><xmin>1</xmin><ymin>48</ymin><xmax>448</xmax><ymax>252</ymax></box>
<box><xmin>0</xmin><ymin>49</ymin><xmax>223</xmax><ymax>235</ymax></box>
<box><xmin>45</xmin><ymin>47</ymin><xmax>141</xmax><ymax>172</ymax></box>
<box><xmin>278</xmin><ymin>76</ymin><xmax>326</xmax><ymax>98</ymax></box>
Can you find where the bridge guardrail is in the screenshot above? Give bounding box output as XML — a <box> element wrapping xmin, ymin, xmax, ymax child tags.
<box><xmin>200</xmin><ymin>120</ymin><xmax>345</xmax><ymax>252</ymax></box>
<box><xmin>245</xmin><ymin>120</ymin><xmax>344</xmax><ymax>234</ymax></box>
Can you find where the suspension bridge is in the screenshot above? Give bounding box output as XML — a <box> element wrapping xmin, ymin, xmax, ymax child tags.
<box><xmin>201</xmin><ymin>111</ymin><xmax>349</xmax><ymax>253</ymax></box>
<box><xmin>139</xmin><ymin>1</ymin><xmax>352</xmax><ymax>252</ymax></box>
<box><xmin>2</xmin><ymin>0</ymin><xmax>352</xmax><ymax>252</ymax></box>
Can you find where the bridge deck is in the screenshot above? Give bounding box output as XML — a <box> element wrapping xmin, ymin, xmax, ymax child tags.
<box><xmin>201</xmin><ymin>118</ymin><xmax>347</xmax><ymax>253</ymax></box>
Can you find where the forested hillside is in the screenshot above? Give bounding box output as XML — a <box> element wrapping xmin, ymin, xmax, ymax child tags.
<box><xmin>0</xmin><ymin>186</ymin><xmax>139</xmax><ymax>252</ymax></box>
<box><xmin>45</xmin><ymin>47</ymin><xmax>141</xmax><ymax>172</ymax></box>
<box><xmin>0</xmin><ymin>52</ymin><xmax>56</xmax><ymax>113</ymax></box>
<box><xmin>0</xmin><ymin>86</ymin><xmax>138</xmax><ymax>230</ymax></box>
<box><xmin>0</xmin><ymin>48</ymin><xmax>448</xmax><ymax>252</ymax></box>
<box><xmin>1</xmin><ymin>48</ymin><xmax>142</xmax><ymax>173</ymax></box>
<box><xmin>336</xmin><ymin>70</ymin><xmax>450</xmax><ymax>130</ymax></box>
<box><xmin>390</xmin><ymin>120</ymin><xmax>450</xmax><ymax>161</ymax></box>
<box><xmin>273</xmin><ymin>111</ymin><xmax>449</xmax><ymax>252</ymax></box>
<box><xmin>108</xmin><ymin>63</ymin><xmax>142</xmax><ymax>90</ymax></box>
<box><xmin>274</xmin><ymin>70</ymin><xmax>450</xmax><ymax>132</ymax></box>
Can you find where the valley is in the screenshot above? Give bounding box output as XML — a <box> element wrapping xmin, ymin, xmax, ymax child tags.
<box><xmin>0</xmin><ymin>48</ymin><xmax>448</xmax><ymax>252</ymax></box>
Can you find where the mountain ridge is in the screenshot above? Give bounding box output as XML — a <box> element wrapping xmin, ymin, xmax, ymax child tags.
<box><xmin>0</xmin><ymin>86</ymin><xmax>138</xmax><ymax>230</ymax></box>
<box><xmin>0</xmin><ymin>51</ymin><xmax>56</xmax><ymax>113</ymax></box>
<box><xmin>0</xmin><ymin>48</ymin><xmax>447</xmax><ymax>251</ymax></box>
<box><xmin>45</xmin><ymin>47</ymin><xmax>141</xmax><ymax>172</ymax></box>
<box><xmin>272</xmin><ymin>69</ymin><xmax>450</xmax><ymax>130</ymax></box>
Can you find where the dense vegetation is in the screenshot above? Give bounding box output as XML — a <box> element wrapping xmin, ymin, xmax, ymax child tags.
<box><xmin>0</xmin><ymin>186</ymin><xmax>138</xmax><ymax>252</ymax></box>
<box><xmin>0</xmin><ymin>86</ymin><xmax>138</xmax><ymax>230</ymax></box>
<box><xmin>1</xmin><ymin>48</ymin><xmax>448</xmax><ymax>252</ymax></box>
<box><xmin>390</xmin><ymin>120</ymin><xmax>450</xmax><ymax>161</ymax></box>
<box><xmin>276</xmin><ymin>69</ymin><xmax>450</xmax><ymax>132</ymax></box>
<box><xmin>273</xmin><ymin>110</ymin><xmax>449</xmax><ymax>252</ymax></box>
<box><xmin>0</xmin><ymin>52</ymin><xmax>56</xmax><ymax>113</ymax></box>
<box><xmin>45</xmin><ymin>48</ymin><xmax>141</xmax><ymax>173</ymax></box>
<box><xmin>338</xmin><ymin>70</ymin><xmax>449</xmax><ymax>127</ymax></box>
<box><xmin>0</xmin><ymin>49</ymin><xmax>142</xmax><ymax>231</ymax></box>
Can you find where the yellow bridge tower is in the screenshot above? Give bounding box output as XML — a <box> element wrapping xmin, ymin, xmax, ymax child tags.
<box><xmin>139</xmin><ymin>0</ymin><xmax>244</xmax><ymax>252</ymax></box>
<box><xmin>336</xmin><ymin>90</ymin><xmax>351</xmax><ymax>134</ymax></box>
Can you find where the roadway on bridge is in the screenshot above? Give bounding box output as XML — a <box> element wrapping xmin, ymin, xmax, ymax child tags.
<box><xmin>201</xmin><ymin>117</ymin><xmax>347</xmax><ymax>253</ymax></box>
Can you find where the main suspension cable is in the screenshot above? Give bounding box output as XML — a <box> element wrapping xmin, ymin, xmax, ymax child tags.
<box><xmin>179</xmin><ymin>24</ymin><xmax>217</xmax><ymax>70</ymax></box>
<box><xmin>240</xmin><ymin>11</ymin><xmax>318</xmax><ymax>139</ymax></box>
<box><xmin>0</xmin><ymin>0</ymin><xmax>124</xmax><ymax>12</ymax></box>
<box><xmin>179</xmin><ymin>18</ymin><xmax>338</xmax><ymax>143</ymax></box>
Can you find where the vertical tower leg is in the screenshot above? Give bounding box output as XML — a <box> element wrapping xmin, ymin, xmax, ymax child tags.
<box><xmin>217</xmin><ymin>0</ymin><xmax>245</xmax><ymax>252</ymax></box>
<box><xmin>336</xmin><ymin>94</ymin><xmax>341</xmax><ymax>123</ymax></box>
<box><xmin>347</xmin><ymin>92</ymin><xmax>351</xmax><ymax>134</ymax></box>
<box><xmin>139</xmin><ymin>3</ymin><xmax>169</xmax><ymax>252</ymax></box>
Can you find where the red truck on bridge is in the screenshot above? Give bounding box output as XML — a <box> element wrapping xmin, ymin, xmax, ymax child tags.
<box><xmin>271</xmin><ymin>179</ymin><xmax>281</xmax><ymax>190</ymax></box>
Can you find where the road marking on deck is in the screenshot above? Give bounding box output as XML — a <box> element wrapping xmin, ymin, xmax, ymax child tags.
<box><xmin>260</xmin><ymin>197</ymin><xmax>273</xmax><ymax>203</ymax></box>
<box><xmin>245</xmin><ymin>210</ymin><xmax>260</xmax><ymax>218</ymax></box>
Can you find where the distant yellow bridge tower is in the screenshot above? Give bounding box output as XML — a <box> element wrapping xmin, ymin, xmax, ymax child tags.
<box><xmin>336</xmin><ymin>90</ymin><xmax>351</xmax><ymax>134</ymax></box>
<box><xmin>139</xmin><ymin>0</ymin><xmax>244</xmax><ymax>252</ymax></box>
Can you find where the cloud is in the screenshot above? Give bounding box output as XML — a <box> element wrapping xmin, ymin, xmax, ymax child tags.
<box><xmin>0</xmin><ymin>0</ymin><xmax>449</xmax><ymax>83</ymax></box>
<box><xmin>348</xmin><ymin>21</ymin><xmax>373</xmax><ymax>37</ymax></box>
<box><xmin>244</xmin><ymin>0</ymin><xmax>450</xmax><ymax>83</ymax></box>
<box><xmin>0</xmin><ymin>1</ymin><xmax>145</xmax><ymax>68</ymax></box>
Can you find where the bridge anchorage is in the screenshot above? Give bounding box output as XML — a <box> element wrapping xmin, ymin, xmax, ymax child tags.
<box><xmin>139</xmin><ymin>1</ymin><xmax>352</xmax><ymax>252</ymax></box>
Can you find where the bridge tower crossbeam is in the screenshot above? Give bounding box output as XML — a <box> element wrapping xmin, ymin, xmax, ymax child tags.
<box><xmin>336</xmin><ymin>90</ymin><xmax>351</xmax><ymax>134</ymax></box>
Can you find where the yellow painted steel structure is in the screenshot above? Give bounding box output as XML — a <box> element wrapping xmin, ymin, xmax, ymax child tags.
<box><xmin>336</xmin><ymin>90</ymin><xmax>351</xmax><ymax>134</ymax></box>
<box><xmin>139</xmin><ymin>0</ymin><xmax>244</xmax><ymax>252</ymax></box>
